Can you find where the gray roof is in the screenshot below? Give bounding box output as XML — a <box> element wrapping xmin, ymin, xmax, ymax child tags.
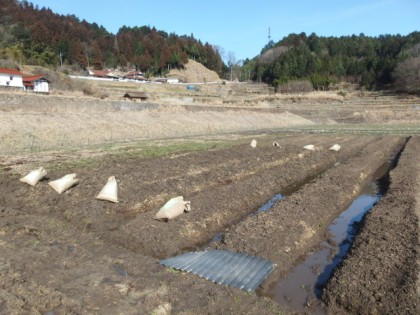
<box><xmin>123</xmin><ymin>92</ymin><xmax>148</xmax><ymax>99</ymax></box>
<box><xmin>160</xmin><ymin>250</ymin><xmax>276</xmax><ymax>292</ymax></box>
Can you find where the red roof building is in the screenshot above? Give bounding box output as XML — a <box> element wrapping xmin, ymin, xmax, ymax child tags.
<box><xmin>0</xmin><ymin>68</ymin><xmax>24</xmax><ymax>89</ymax></box>
<box><xmin>0</xmin><ymin>68</ymin><xmax>24</xmax><ymax>76</ymax></box>
<box><xmin>23</xmin><ymin>75</ymin><xmax>51</xmax><ymax>93</ymax></box>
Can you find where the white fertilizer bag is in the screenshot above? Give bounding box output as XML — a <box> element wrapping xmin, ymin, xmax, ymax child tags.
<box><xmin>329</xmin><ymin>144</ymin><xmax>341</xmax><ymax>152</ymax></box>
<box><xmin>20</xmin><ymin>167</ymin><xmax>47</xmax><ymax>186</ymax></box>
<box><xmin>303</xmin><ymin>144</ymin><xmax>315</xmax><ymax>151</ymax></box>
<box><xmin>250</xmin><ymin>139</ymin><xmax>257</xmax><ymax>148</ymax></box>
<box><xmin>155</xmin><ymin>196</ymin><xmax>191</xmax><ymax>221</ymax></box>
<box><xmin>96</xmin><ymin>176</ymin><xmax>118</xmax><ymax>203</ymax></box>
<box><xmin>49</xmin><ymin>174</ymin><xmax>79</xmax><ymax>194</ymax></box>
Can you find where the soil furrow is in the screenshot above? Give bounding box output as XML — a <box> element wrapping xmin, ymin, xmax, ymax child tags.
<box><xmin>323</xmin><ymin>136</ymin><xmax>420</xmax><ymax>314</ymax></box>
<box><xmin>214</xmin><ymin>136</ymin><xmax>404</xmax><ymax>289</ymax></box>
<box><xmin>107</xmin><ymin>136</ymin><xmax>377</xmax><ymax>258</ymax></box>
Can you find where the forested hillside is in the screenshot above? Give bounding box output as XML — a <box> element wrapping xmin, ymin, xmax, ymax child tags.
<box><xmin>0</xmin><ymin>0</ymin><xmax>224</xmax><ymax>75</ymax></box>
<box><xmin>245</xmin><ymin>32</ymin><xmax>420</xmax><ymax>92</ymax></box>
<box><xmin>1</xmin><ymin>0</ymin><xmax>418</xmax><ymax>91</ymax></box>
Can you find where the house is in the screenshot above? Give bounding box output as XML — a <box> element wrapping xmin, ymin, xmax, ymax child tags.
<box><xmin>154</xmin><ymin>78</ymin><xmax>167</xmax><ymax>84</ymax></box>
<box><xmin>123</xmin><ymin>71</ymin><xmax>147</xmax><ymax>81</ymax></box>
<box><xmin>88</xmin><ymin>69</ymin><xmax>119</xmax><ymax>79</ymax></box>
<box><xmin>23</xmin><ymin>75</ymin><xmax>51</xmax><ymax>93</ymax></box>
<box><xmin>0</xmin><ymin>68</ymin><xmax>24</xmax><ymax>89</ymax></box>
<box><xmin>123</xmin><ymin>91</ymin><xmax>148</xmax><ymax>101</ymax></box>
<box><xmin>167</xmin><ymin>77</ymin><xmax>179</xmax><ymax>84</ymax></box>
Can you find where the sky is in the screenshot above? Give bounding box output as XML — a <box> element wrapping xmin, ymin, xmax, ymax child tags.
<box><xmin>29</xmin><ymin>0</ymin><xmax>420</xmax><ymax>62</ymax></box>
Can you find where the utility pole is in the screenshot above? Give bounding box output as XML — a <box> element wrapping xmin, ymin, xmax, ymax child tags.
<box><xmin>85</xmin><ymin>52</ymin><xmax>90</xmax><ymax>68</ymax></box>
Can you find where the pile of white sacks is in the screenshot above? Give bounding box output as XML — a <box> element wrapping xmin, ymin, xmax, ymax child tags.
<box><xmin>19</xmin><ymin>168</ymin><xmax>190</xmax><ymax>221</ymax></box>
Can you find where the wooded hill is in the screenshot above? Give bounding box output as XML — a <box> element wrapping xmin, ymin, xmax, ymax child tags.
<box><xmin>1</xmin><ymin>0</ymin><xmax>418</xmax><ymax>92</ymax></box>
<box><xmin>0</xmin><ymin>0</ymin><xmax>224</xmax><ymax>75</ymax></box>
<box><xmin>245</xmin><ymin>32</ymin><xmax>420</xmax><ymax>92</ymax></box>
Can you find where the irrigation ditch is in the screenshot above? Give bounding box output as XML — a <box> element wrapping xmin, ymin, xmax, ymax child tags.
<box><xmin>259</xmin><ymin>138</ymin><xmax>409</xmax><ymax>313</ymax></box>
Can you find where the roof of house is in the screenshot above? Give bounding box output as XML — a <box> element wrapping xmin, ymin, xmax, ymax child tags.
<box><xmin>23</xmin><ymin>75</ymin><xmax>51</xmax><ymax>83</ymax></box>
<box><xmin>124</xmin><ymin>71</ymin><xmax>144</xmax><ymax>76</ymax></box>
<box><xmin>89</xmin><ymin>69</ymin><xmax>119</xmax><ymax>78</ymax></box>
<box><xmin>0</xmin><ymin>68</ymin><xmax>23</xmax><ymax>76</ymax></box>
<box><xmin>123</xmin><ymin>71</ymin><xmax>146</xmax><ymax>80</ymax></box>
<box><xmin>123</xmin><ymin>92</ymin><xmax>148</xmax><ymax>99</ymax></box>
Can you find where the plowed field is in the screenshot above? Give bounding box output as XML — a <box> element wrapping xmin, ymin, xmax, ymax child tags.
<box><xmin>1</xmin><ymin>133</ymin><xmax>419</xmax><ymax>314</ymax></box>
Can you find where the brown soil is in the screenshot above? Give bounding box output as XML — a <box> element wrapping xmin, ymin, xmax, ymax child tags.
<box><xmin>1</xmin><ymin>133</ymin><xmax>419</xmax><ymax>314</ymax></box>
<box><xmin>323</xmin><ymin>137</ymin><xmax>420</xmax><ymax>315</ymax></box>
<box><xmin>1</xmin><ymin>75</ymin><xmax>420</xmax><ymax>315</ymax></box>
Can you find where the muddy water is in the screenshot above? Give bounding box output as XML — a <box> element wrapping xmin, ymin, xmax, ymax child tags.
<box><xmin>261</xmin><ymin>162</ymin><xmax>391</xmax><ymax>314</ymax></box>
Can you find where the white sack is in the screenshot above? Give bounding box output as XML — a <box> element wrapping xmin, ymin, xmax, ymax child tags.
<box><xmin>155</xmin><ymin>196</ymin><xmax>191</xmax><ymax>221</ymax></box>
<box><xmin>303</xmin><ymin>144</ymin><xmax>315</xmax><ymax>151</ymax></box>
<box><xmin>329</xmin><ymin>144</ymin><xmax>341</xmax><ymax>151</ymax></box>
<box><xmin>49</xmin><ymin>174</ymin><xmax>79</xmax><ymax>194</ymax></box>
<box><xmin>272</xmin><ymin>142</ymin><xmax>280</xmax><ymax>147</ymax></box>
<box><xmin>250</xmin><ymin>139</ymin><xmax>257</xmax><ymax>148</ymax></box>
<box><xmin>20</xmin><ymin>167</ymin><xmax>47</xmax><ymax>186</ymax></box>
<box><xmin>96</xmin><ymin>176</ymin><xmax>118</xmax><ymax>203</ymax></box>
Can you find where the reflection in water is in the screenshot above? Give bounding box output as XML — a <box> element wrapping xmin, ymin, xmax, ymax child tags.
<box><xmin>264</xmin><ymin>190</ymin><xmax>380</xmax><ymax>313</ymax></box>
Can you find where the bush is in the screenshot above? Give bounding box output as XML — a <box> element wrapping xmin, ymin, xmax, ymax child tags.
<box><xmin>276</xmin><ymin>79</ymin><xmax>313</xmax><ymax>93</ymax></box>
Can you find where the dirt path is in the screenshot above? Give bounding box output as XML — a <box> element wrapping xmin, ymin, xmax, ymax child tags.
<box><xmin>323</xmin><ymin>137</ymin><xmax>420</xmax><ymax>314</ymax></box>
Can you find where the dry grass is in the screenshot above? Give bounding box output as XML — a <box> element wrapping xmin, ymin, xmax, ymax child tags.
<box><xmin>0</xmin><ymin>94</ymin><xmax>313</xmax><ymax>154</ymax></box>
<box><xmin>167</xmin><ymin>59</ymin><xmax>220</xmax><ymax>83</ymax></box>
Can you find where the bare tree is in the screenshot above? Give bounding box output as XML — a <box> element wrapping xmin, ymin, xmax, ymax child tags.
<box><xmin>393</xmin><ymin>56</ymin><xmax>420</xmax><ymax>93</ymax></box>
<box><xmin>227</xmin><ymin>51</ymin><xmax>237</xmax><ymax>81</ymax></box>
<box><xmin>259</xmin><ymin>45</ymin><xmax>289</xmax><ymax>64</ymax></box>
<box><xmin>394</xmin><ymin>44</ymin><xmax>420</xmax><ymax>93</ymax></box>
<box><xmin>212</xmin><ymin>45</ymin><xmax>225</xmax><ymax>60</ymax></box>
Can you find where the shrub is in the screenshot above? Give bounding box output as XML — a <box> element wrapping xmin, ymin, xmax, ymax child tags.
<box><xmin>276</xmin><ymin>79</ymin><xmax>313</xmax><ymax>93</ymax></box>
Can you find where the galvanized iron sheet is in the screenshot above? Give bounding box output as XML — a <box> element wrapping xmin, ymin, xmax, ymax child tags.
<box><xmin>160</xmin><ymin>250</ymin><xmax>276</xmax><ymax>292</ymax></box>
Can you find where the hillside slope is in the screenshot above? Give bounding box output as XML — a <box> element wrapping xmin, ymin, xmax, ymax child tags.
<box><xmin>168</xmin><ymin>59</ymin><xmax>220</xmax><ymax>83</ymax></box>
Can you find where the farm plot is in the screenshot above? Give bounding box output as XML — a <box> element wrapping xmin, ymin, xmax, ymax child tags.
<box><xmin>0</xmin><ymin>134</ymin><xmax>418</xmax><ymax>314</ymax></box>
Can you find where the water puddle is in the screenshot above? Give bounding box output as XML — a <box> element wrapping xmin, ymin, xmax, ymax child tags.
<box><xmin>207</xmin><ymin>168</ymin><xmax>329</xmax><ymax>248</ymax></box>
<box><xmin>207</xmin><ymin>194</ymin><xmax>285</xmax><ymax>247</ymax></box>
<box><xmin>255</xmin><ymin>194</ymin><xmax>285</xmax><ymax>214</ymax></box>
<box><xmin>261</xmin><ymin>160</ymin><xmax>392</xmax><ymax>314</ymax></box>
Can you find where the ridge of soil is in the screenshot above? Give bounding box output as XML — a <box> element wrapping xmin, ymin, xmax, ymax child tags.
<box><xmin>323</xmin><ymin>136</ymin><xmax>420</xmax><ymax>314</ymax></box>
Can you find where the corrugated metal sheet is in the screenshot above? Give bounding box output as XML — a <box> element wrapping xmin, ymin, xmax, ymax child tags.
<box><xmin>160</xmin><ymin>250</ymin><xmax>276</xmax><ymax>292</ymax></box>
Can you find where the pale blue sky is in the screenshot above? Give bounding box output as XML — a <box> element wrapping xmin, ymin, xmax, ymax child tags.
<box><xmin>29</xmin><ymin>0</ymin><xmax>420</xmax><ymax>62</ymax></box>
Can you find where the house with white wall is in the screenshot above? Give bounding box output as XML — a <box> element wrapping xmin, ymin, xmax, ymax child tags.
<box><xmin>0</xmin><ymin>68</ymin><xmax>24</xmax><ymax>89</ymax></box>
<box><xmin>23</xmin><ymin>75</ymin><xmax>51</xmax><ymax>93</ymax></box>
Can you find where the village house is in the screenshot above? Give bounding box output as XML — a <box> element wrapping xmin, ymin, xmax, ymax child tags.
<box><xmin>88</xmin><ymin>69</ymin><xmax>119</xmax><ymax>79</ymax></box>
<box><xmin>123</xmin><ymin>71</ymin><xmax>147</xmax><ymax>81</ymax></box>
<box><xmin>0</xmin><ymin>68</ymin><xmax>51</xmax><ymax>93</ymax></box>
<box><xmin>23</xmin><ymin>75</ymin><xmax>51</xmax><ymax>93</ymax></box>
<box><xmin>123</xmin><ymin>91</ymin><xmax>148</xmax><ymax>101</ymax></box>
<box><xmin>166</xmin><ymin>76</ymin><xmax>180</xmax><ymax>84</ymax></box>
<box><xmin>0</xmin><ymin>68</ymin><xmax>24</xmax><ymax>89</ymax></box>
